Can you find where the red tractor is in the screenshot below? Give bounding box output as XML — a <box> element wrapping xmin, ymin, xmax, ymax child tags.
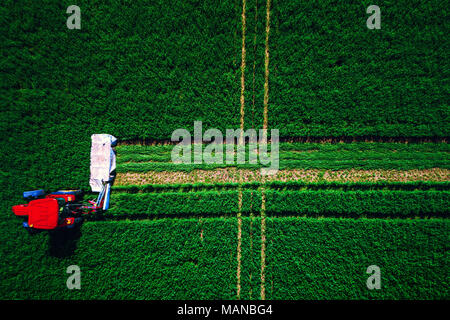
<box><xmin>12</xmin><ymin>186</ymin><xmax>109</xmax><ymax>233</ymax></box>
<box><xmin>12</xmin><ymin>133</ymin><xmax>116</xmax><ymax>234</ymax></box>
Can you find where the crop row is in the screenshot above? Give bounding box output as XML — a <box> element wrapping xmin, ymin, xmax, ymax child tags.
<box><xmin>117</xmin><ymin>159</ymin><xmax>450</xmax><ymax>173</ymax></box>
<box><xmin>118</xmin><ymin>143</ymin><xmax>450</xmax><ymax>155</ymax></box>
<box><xmin>112</xmin><ymin>181</ymin><xmax>450</xmax><ymax>193</ymax></box>
<box><xmin>107</xmin><ymin>189</ymin><xmax>450</xmax><ymax>217</ymax></box>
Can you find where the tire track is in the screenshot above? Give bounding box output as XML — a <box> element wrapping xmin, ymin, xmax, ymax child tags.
<box><xmin>236</xmin><ymin>183</ymin><xmax>243</xmax><ymax>299</ymax></box>
<box><xmin>260</xmin><ymin>0</ymin><xmax>271</xmax><ymax>300</ymax></box>
<box><xmin>251</xmin><ymin>0</ymin><xmax>259</xmax><ymax>129</ymax></box>
<box><xmin>237</xmin><ymin>0</ymin><xmax>247</xmax><ymax>299</ymax></box>
<box><xmin>239</xmin><ymin>0</ymin><xmax>247</xmax><ymax>146</ymax></box>
<box><xmin>262</xmin><ymin>0</ymin><xmax>271</xmax><ymax>135</ymax></box>
<box><xmin>249</xmin><ymin>191</ymin><xmax>255</xmax><ymax>299</ymax></box>
<box><xmin>260</xmin><ymin>185</ymin><xmax>267</xmax><ymax>300</ymax></box>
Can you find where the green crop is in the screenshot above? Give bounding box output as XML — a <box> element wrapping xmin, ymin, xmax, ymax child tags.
<box><xmin>263</xmin><ymin>217</ymin><xmax>449</xmax><ymax>299</ymax></box>
<box><xmin>1</xmin><ymin>211</ymin><xmax>447</xmax><ymax>299</ymax></box>
<box><xmin>0</xmin><ymin>214</ymin><xmax>239</xmax><ymax>299</ymax></box>
<box><xmin>107</xmin><ymin>189</ymin><xmax>449</xmax><ymax>218</ymax></box>
<box><xmin>265</xmin><ymin>189</ymin><xmax>449</xmax><ymax>217</ymax></box>
<box><xmin>108</xmin><ymin>190</ymin><xmax>260</xmax><ymax>217</ymax></box>
<box><xmin>116</xmin><ymin>142</ymin><xmax>450</xmax><ymax>172</ymax></box>
<box><xmin>112</xmin><ymin>181</ymin><xmax>450</xmax><ymax>193</ymax></box>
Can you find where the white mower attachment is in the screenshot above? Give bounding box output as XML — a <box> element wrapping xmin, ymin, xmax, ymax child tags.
<box><xmin>89</xmin><ymin>134</ymin><xmax>117</xmax><ymax>210</ymax></box>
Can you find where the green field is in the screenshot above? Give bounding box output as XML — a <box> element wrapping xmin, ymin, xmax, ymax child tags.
<box><xmin>1</xmin><ymin>211</ymin><xmax>448</xmax><ymax>299</ymax></box>
<box><xmin>1</xmin><ymin>0</ymin><xmax>449</xmax><ymax>300</ymax></box>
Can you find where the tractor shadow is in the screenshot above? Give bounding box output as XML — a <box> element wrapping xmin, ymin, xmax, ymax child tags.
<box><xmin>48</xmin><ymin>226</ymin><xmax>82</xmax><ymax>258</ymax></box>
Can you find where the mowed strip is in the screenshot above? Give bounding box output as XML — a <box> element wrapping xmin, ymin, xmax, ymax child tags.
<box><xmin>115</xmin><ymin>168</ymin><xmax>450</xmax><ymax>185</ymax></box>
<box><xmin>116</xmin><ymin>143</ymin><xmax>449</xmax><ymax>172</ymax></box>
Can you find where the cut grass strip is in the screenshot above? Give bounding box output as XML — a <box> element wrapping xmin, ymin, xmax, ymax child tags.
<box><xmin>116</xmin><ymin>157</ymin><xmax>449</xmax><ymax>171</ymax></box>
<box><xmin>115</xmin><ymin>168</ymin><xmax>450</xmax><ymax>185</ymax></box>
<box><xmin>116</xmin><ymin>142</ymin><xmax>450</xmax><ymax>156</ymax></box>
<box><xmin>116</xmin><ymin>142</ymin><xmax>450</xmax><ymax>172</ymax></box>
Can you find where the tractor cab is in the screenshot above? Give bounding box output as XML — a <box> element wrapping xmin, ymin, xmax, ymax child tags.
<box><xmin>12</xmin><ymin>190</ymin><xmax>85</xmax><ymax>232</ymax></box>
